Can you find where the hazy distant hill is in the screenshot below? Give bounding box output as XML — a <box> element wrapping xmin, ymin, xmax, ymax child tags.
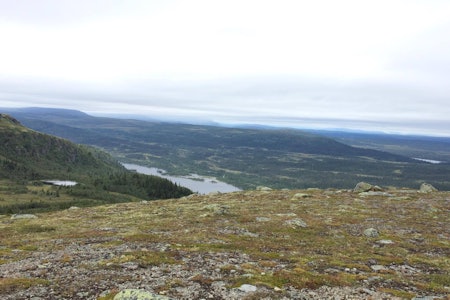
<box><xmin>2</xmin><ymin>107</ymin><xmax>450</xmax><ymax>190</ymax></box>
<box><xmin>307</xmin><ymin>129</ymin><xmax>450</xmax><ymax>163</ymax></box>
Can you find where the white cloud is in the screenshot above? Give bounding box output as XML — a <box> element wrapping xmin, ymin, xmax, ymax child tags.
<box><xmin>1</xmin><ymin>0</ymin><xmax>450</xmax><ymax>136</ymax></box>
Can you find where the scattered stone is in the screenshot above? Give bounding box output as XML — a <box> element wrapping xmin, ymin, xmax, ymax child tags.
<box><xmin>276</xmin><ymin>213</ymin><xmax>297</xmax><ymax>217</ymax></box>
<box><xmin>202</xmin><ymin>204</ymin><xmax>230</xmax><ymax>215</ymax></box>
<box><xmin>376</xmin><ymin>239</ymin><xmax>394</xmax><ymax>245</ymax></box>
<box><xmin>419</xmin><ymin>183</ymin><xmax>438</xmax><ymax>193</ymax></box>
<box><xmin>114</xmin><ymin>289</ymin><xmax>172</xmax><ymax>299</ymax></box>
<box><xmin>363</xmin><ymin>228</ymin><xmax>379</xmax><ymax>238</ymax></box>
<box><xmin>256</xmin><ymin>186</ymin><xmax>272</xmax><ymax>191</ymax></box>
<box><xmin>256</xmin><ymin>217</ymin><xmax>271</xmax><ymax>222</ymax></box>
<box><xmin>370</xmin><ymin>265</ymin><xmax>387</xmax><ymax>272</ymax></box>
<box><xmin>353</xmin><ymin>182</ymin><xmax>373</xmax><ymax>193</ymax></box>
<box><xmin>291</xmin><ymin>193</ymin><xmax>311</xmax><ymax>199</ymax></box>
<box><xmin>284</xmin><ymin>218</ymin><xmax>308</xmax><ymax>228</ymax></box>
<box><xmin>324</xmin><ymin>268</ymin><xmax>340</xmax><ymax>274</ymax></box>
<box><xmin>274</xmin><ymin>287</ymin><xmax>282</xmax><ymax>292</ymax></box>
<box><xmin>68</xmin><ymin>206</ymin><xmax>80</xmax><ymax>210</ymax></box>
<box><xmin>390</xmin><ymin>196</ymin><xmax>411</xmax><ymax>201</ymax></box>
<box><xmin>360</xmin><ymin>288</ymin><xmax>375</xmax><ymax>295</ymax></box>
<box><xmin>11</xmin><ymin>214</ymin><xmax>37</xmax><ymax>220</ymax></box>
<box><xmin>359</xmin><ymin>191</ymin><xmax>392</xmax><ymax>197</ymax></box>
<box><xmin>238</xmin><ymin>284</ymin><xmax>257</xmax><ymax>292</ymax></box>
<box><xmin>372</xmin><ymin>185</ymin><xmax>383</xmax><ymax>191</ymax></box>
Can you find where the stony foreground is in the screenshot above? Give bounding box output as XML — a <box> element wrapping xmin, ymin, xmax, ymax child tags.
<box><xmin>1</xmin><ymin>188</ymin><xmax>449</xmax><ymax>299</ymax></box>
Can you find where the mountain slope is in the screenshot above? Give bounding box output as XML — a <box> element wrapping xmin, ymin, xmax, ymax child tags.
<box><xmin>0</xmin><ymin>114</ymin><xmax>192</xmax><ymax>213</ymax></box>
<box><xmin>0</xmin><ymin>113</ymin><xmax>122</xmax><ymax>181</ymax></box>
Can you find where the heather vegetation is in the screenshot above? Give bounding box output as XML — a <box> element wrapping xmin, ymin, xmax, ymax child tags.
<box><xmin>1</xmin><ymin>188</ymin><xmax>448</xmax><ymax>299</ymax></box>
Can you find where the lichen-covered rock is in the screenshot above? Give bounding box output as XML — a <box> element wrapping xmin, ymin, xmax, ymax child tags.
<box><xmin>370</xmin><ymin>265</ymin><xmax>387</xmax><ymax>272</ymax></box>
<box><xmin>11</xmin><ymin>214</ymin><xmax>37</xmax><ymax>220</ymax></box>
<box><xmin>363</xmin><ymin>228</ymin><xmax>379</xmax><ymax>238</ymax></box>
<box><xmin>291</xmin><ymin>193</ymin><xmax>311</xmax><ymax>199</ymax></box>
<box><xmin>284</xmin><ymin>218</ymin><xmax>308</xmax><ymax>228</ymax></box>
<box><xmin>256</xmin><ymin>186</ymin><xmax>272</xmax><ymax>191</ymax></box>
<box><xmin>202</xmin><ymin>204</ymin><xmax>230</xmax><ymax>215</ymax></box>
<box><xmin>353</xmin><ymin>182</ymin><xmax>373</xmax><ymax>193</ymax></box>
<box><xmin>114</xmin><ymin>289</ymin><xmax>172</xmax><ymax>300</ymax></box>
<box><xmin>359</xmin><ymin>191</ymin><xmax>392</xmax><ymax>197</ymax></box>
<box><xmin>419</xmin><ymin>183</ymin><xmax>438</xmax><ymax>193</ymax></box>
<box><xmin>238</xmin><ymin>284</ymin><xmax>257</xmax><ymax>292</ymax></box>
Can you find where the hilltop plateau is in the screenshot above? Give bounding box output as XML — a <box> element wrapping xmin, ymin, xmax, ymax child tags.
<box><xmin>1</xmin><ymin>186</ymin><xmax>449</xmax><ymax>299</ymax></box>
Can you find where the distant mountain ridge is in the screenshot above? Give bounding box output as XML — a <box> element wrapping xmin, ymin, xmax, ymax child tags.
<box><xmin>1</xmin><ymin>107</ymin><xmax>412</xmax><ymax>161</ymax></box>
<box><xmin>2</xmin><ymin>107</ymin><xmax>450</xmax><ymax>190</ymax></box>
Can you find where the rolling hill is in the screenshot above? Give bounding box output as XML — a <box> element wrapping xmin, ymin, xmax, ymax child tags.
<box><xmin>2</xmin><ymin>107</ymin><xmax>450</xmax><ymax>190</ymax></box>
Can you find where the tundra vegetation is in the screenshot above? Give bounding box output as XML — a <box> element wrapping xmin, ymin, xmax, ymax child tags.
<box><xmin>1</xmin><ymin>188</ymin><xmax>449</xmax><ymax>299</ymax></box>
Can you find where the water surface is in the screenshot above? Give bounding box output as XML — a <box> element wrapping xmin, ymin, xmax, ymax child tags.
<box><xmin>122</xmin><ymin>163</ymin><xmax>240</xmax><ymax>194</ymax></box>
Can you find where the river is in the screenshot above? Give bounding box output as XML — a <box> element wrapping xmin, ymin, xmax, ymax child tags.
<box><xmin>122</xmin><ymin>163</ymin><xmax>241</xmax><ymax>194</ymax></box>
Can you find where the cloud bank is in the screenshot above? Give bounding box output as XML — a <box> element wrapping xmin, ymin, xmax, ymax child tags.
<box><xmin>1</xmin><ymin>0</ymin><xmax>450</xmax><ymax>136</ymax></box>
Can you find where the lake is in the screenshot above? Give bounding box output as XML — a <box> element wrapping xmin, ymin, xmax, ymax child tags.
<box><xmin>42</xmin><ymin>180</ymin><xmax>78</xmax><ymax>186</ymax></box>
<box><xmin>122</xmin><ymin>163</ymin><xmax>241</xmax><ymax>194</ymax></box>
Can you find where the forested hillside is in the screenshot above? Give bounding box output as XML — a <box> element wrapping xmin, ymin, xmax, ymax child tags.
<box><xmin>0</xmin><ymin>114</ymin><xmax>192</xmax><ymax>213</ymax></box>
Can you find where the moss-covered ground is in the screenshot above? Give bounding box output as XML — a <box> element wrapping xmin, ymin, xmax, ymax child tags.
<box><xmin>1</xmin><ymin>188</ymin><xmax>449</xmax><ymax>299</ymax></box>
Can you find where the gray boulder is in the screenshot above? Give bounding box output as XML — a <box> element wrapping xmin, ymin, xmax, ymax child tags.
<box><xmin>202</xmin><ymin>204</ymin><xmax>230</xmax><ymax>215</ymax></box>
<box><xmin>363</xmin><ymin>228</ymin><xmax>379</xmax><ymax>238</ymax></box>
<box><xmin>419</xmin><ymin>183</ymin><xmax>438</xmax><ymax>193</ymax></box>
<box><xmin>238</xmin><ymin>284</ymin><xmax>257</xmax><ymax>292</ymax></box>
<box><xmin>284</xmin><ymin>218</ymin><xmax>308</xmax><ymax>228</ymax></box>
<box><xmin>11</xmin><ymin>214</ymin><xmax>37</xmax><ymax>220</ymax></box>
<box><xmin>353</xmin><ymin>182</ymin><xmax>373</xmax><ymax>193</ymax></box>
<box><xmin>291</xmin><ymin>193</ymin><xmax>311</xmax><ymax>199</ymax></box>
<box><xmin>256</xmin><ymin>186</ymin><xmax>272</xmax><ymax>191</ymax></box>
<box><xmin>359</xmin><ymin>191</ymin><xmax>392</xmax><ymax>197</ymax></box>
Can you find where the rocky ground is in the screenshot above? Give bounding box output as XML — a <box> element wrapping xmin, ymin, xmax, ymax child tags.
<box><xmin>1</xmin><ymin>185</ymin><xmax>449</xmax><ymax>299</ymax></box>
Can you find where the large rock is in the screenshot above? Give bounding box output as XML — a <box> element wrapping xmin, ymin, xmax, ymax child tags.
<box><xmin>363</xmin><ymin>228</ymin><xmax>379</xmax><ymax>238</ymax></box>
<box><xmin>202</xmin><ymin>204</ymin><xmax>230</xmax><ymax>215</ymax></box>
<box><xmin>284</xmin><ymin>218</ymin><xmax>308</xmax><ymax>228</ymax></box>
<box><xmin>256</xmin><ymin>186</ymin><xmax>272</xmax><ymax>191</ymax></box>
<box><xmin>419</xmin><ymin>183</ymin><xmax>438</xmax><ymax>193</ymax></box>
<box><xmin>11</xmin><ymin>214</ymin><xmax>37</xmax><ymax>220</ymax></box>
<box><xmin>238</xmin><ymin>284</ymin><xmax>257</xmax><ymax>292</ymax></box>
<box><xmin>291</xmin><ymin>193</ymin><xmax>311</xmax><ymax>200</ymax></box>
<box><xmin>114</xmin><ymin>289</ymin><xmax>172</xmax><ymax>300</ymax></box>
<box><xmin>353</xmin><ymin>182</ymin><xmax>373</xmax><ymax>193</ymax></box>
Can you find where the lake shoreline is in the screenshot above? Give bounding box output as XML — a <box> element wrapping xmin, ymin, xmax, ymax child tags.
<box><xmin>122</xmin><ymin>163</ymin><xmax>241</xmax><ymax>194</ymax></box>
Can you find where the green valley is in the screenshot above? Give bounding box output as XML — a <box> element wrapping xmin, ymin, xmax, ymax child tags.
<box><xmin>4</xmin><ymin>108</ymin><xmax>450</xmax><ymax>191</ymax></box>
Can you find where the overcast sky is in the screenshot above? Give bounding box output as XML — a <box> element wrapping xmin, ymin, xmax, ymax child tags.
<box><xmin>1</xmin><ymin>0</ymin><xmax>450</xmax><ymax>136</ymax></box>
